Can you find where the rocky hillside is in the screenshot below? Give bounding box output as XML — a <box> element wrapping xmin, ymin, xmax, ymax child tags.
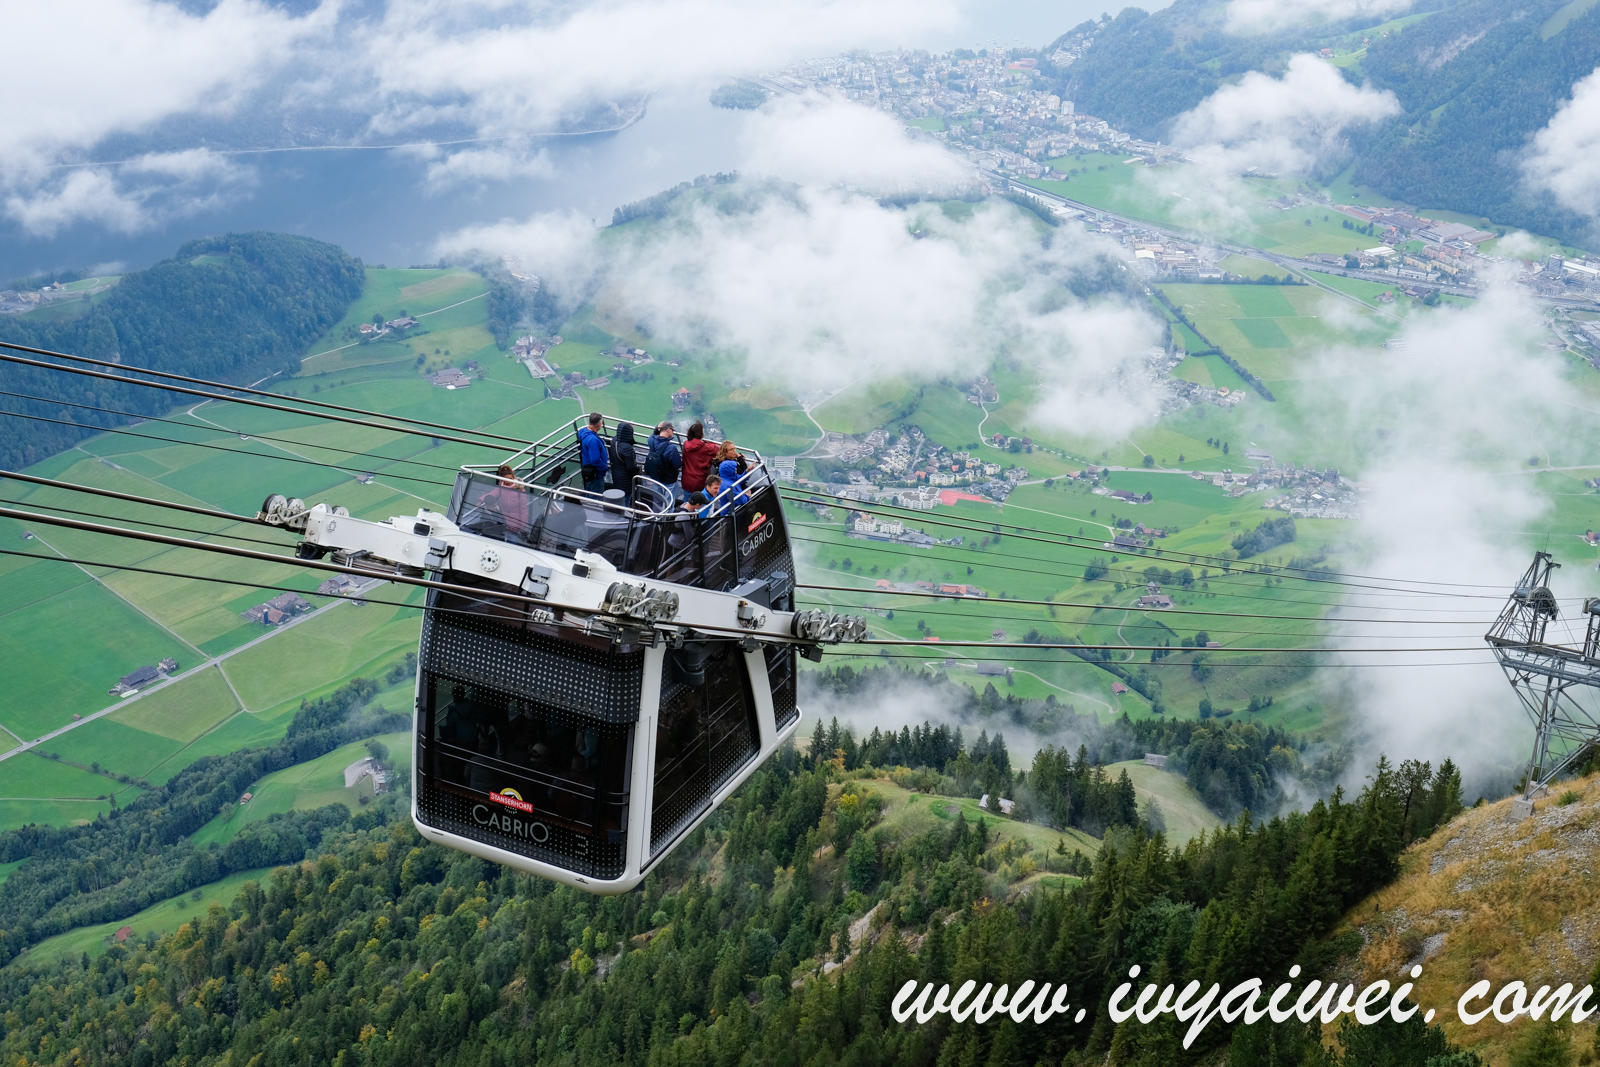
<box><xmin>1341</xmin><ymin>775</ymin><xmax>1600</xmax><ymax>1063</ymax></box>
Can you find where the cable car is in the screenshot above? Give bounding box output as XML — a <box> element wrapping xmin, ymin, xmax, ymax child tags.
<box><xmin>259</xmin><ymin>416</ymin><xmax>865</xmax><ymax>893</ymax></box>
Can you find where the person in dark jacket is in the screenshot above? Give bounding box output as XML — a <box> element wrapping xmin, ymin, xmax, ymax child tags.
<box><xmin>576</xmin><ymin>412</ymin><xmax>608</xmax><ymax>494</ymax></box>
<box><xmin>644</xmin><ymin>422</ymin><xmax>683</xmax><ymax>495</ymax></box>
<box><xmin>609</xmin><ymin>421</ymin><xmax>640</xmax><ymax>502</ymax></box>
<box><xmin>680</xmin><ymin>421</ymin><xmax>719</xmax><ymax>494</ymax></box>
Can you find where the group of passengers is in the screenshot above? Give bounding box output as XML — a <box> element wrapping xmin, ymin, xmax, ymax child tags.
<box><xmin>574</xmin><ymin>412</ymin><xmax>752</xmax><ymax>516</ymax></box>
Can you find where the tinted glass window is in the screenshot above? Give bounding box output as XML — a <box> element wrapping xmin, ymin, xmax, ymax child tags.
<box><xmin>416</xmin><ymin>673</ymin><xmax>632</xmax><ymax>878</ymax></box>
<box><xmin>649</xmin><ymin>643</ymin><xmax>759</xmax><ymax>857</ymax></box>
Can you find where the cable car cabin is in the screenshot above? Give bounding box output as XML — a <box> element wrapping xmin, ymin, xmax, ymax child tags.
<box><xmin>405</xmin><ymin>417</ymin><xmax>803</xmax><ymax>893</ymax></box>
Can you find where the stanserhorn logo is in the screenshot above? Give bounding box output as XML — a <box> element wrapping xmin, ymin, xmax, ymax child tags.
<box><xmin>746</xmin><ymin>512</ymin><xmax>768</xmax><ymax>533</ymax></box>
<box><xmin>489</xmin><ymin>787</ymin><xmax>533</xmax><ymax>813</ymax></box>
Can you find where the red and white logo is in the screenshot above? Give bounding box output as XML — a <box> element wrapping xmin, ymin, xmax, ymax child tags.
<box><xmin>746</xmin><ymin>512</ymin><xmax>768</xmax><ymax>533</ymax></box>
<box><xmin>489</xmin><ymin>788</ymin><xmax>533</xmax><ymax>813</ymax></box>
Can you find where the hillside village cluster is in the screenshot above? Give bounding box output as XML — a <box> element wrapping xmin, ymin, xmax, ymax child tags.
<box><xmin>753</xmin><ymin>31</ymin><xmax>1144</xmax><ymax>181</ymax></box>
<box><xmin>750</xmin><ymin>44</ymin><xmax>1600</xmax><ymax>311</ymax></box>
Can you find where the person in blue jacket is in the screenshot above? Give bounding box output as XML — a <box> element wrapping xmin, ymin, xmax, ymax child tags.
<box><xmin>644</xmin><ymin>421</ymin><xmax>683</xmax><ymax>496</ymax></box>
<box><xmin>577</xmin><ymin>412</ymin><xmax>609</xmax><ymax>494</ymax></box>
<box><xmin>714</xmin><ymin>439</ymin><xmax>750</xmax><ymax>506</ymax></box>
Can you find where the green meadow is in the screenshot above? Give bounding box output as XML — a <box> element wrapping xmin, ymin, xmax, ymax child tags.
<box><xmin>191</xmin><ymin>731</ymin><xmax>411</xmax><ymax>848</ymax></box>
<box><xmin>18</xmin><ymin>865</ymin><xmax>277</xmax><ymax>966</ymax></box>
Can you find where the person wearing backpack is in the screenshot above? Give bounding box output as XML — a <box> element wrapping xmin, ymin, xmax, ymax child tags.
<box><xmin>644</xmin><ymin>421</ymin><xmax>683</xmax><ymax>496</ymax></box>
<box><xmin>609</xmin><ymin>421</ymin><xmax>641</xmax><ymax>503</ymax></box>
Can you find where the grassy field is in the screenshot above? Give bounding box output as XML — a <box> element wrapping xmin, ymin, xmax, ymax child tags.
<box><xmin>1103</xmin><ymin>760</ymin><xmax>1220</xmax><ymax>845</ymax></box>
<box><xmin>0</xmin><ymin>263</ymin><xmax>506</xmax><ymax>826</ymax></box>
<box><xmin>867</xmin><ymin>778</ymin><xmax>1101</xmax><ymax>860</ymax></box>
<box><xmin>17</xmin><ymin>866</ymin><xmax>276</xmax><ymax>966</ymax></box>
<box><xmin>190</xmin><ymin>731</ymin><xmax>410</xmax><ymax>847</ymax></box>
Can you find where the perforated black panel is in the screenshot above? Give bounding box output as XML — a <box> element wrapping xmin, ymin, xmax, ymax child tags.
<box><xmin>417</xmin><ymin>768</ymin><xmax>627</xmax><ymax>879</ymax></box>
<box><xmin>649</xmin><ymin>644</ymin><xmax>759</xmax><ymax>858</ymax></box>
<box><xmin>421</xmin><ymin>610</ymin><xmax>644</xmax><ymax>724</ymax></box>
<box><xmin>415</xmin><ymin>673</ymin><xmax>632</xmax><ymax>879</ymax></box>
<box><xmin>765</xmin><ymin>644</ymin><xmax>798</xmax><ymax>732</ymax></box>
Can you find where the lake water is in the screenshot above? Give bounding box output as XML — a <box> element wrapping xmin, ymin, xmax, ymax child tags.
<box><xmin>0</xmin><ymin>0</ymin><xmax>1168</xmax><ymax>280</ymax></box>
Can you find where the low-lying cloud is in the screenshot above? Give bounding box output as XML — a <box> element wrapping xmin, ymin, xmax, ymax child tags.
<box><xmin>1523</xmin><ymin>66</ymin><xmax>1600</xmax><ymax>219</ymax></box>
<box><xmin>738</xmin><ymin>94</ymin><xmax>971</xmax><ymax>192</ymax></box>
<box><xmin>1172</xmin><ymin>55</ymin><xmax>1400</xmax><ymax>178</ymax></box>
<box><xmin>1224</xmin><ymin>0</ymin><xmax>1414</xmax><ymax>35</ymax></box>
<box><xmin>5</xmin><ymin>150</ymin><xmax>255</xmax><ymax>237</ymax></box>
<box><xmin>2</xmin><ymin>0</ymin><xmax>962</xmax><ymax>236</ymax></box>
<box><xmin>441</xmin><ymin>98</ymin><xmax>1164</xmax><ymax>441</ymax></box>
<box><xmin>1151</xmin><ymin>55</ymin><xmax>1399</xmax><ymax>226</ymax></box>
<box><xmin>1304</xmin><ymin>276</ymin><xmax>1582</xmax><ymax>792</ymax></box>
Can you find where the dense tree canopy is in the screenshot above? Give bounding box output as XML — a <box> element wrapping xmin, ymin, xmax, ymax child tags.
<box><xmin>0</xmin><ymin>232</ymin><xmax>364</xmax><ymax>470</ymax></box>
<box><xmin>0</xmin><ymin>730</ymin><xmax>1463</xmax><ymax>1067</ymax></box>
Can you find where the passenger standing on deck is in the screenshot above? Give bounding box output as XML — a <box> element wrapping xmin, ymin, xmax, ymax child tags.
<box><xmin>644</xmin><ymin>421</ymin><xmax>683</xmax><ymax>497</ymax></box>
<box><xmin>680</xmin><ymin>421</ymin><xmax>719</xmax><ymax>495</ymax></box>
<box><xmin>610</xmin><ymin>421</ymin><xmax>640</xmax><ymax>503</ymax></box>
<box><xmin>577</xmin><ymin>412</ymin><xmax>609</xmax><ymax>495</ymax></box>
<box><xmin>715</xmin><ymin>440</ymin><xmax>750</xmax><ymax>506</ymax></box>
<box><xmin>481</xmin><ymin>464</ymin><xmax>533</xmax><ymax>543</ymax></box>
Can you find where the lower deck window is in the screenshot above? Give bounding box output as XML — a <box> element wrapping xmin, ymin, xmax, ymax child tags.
<box><xmin>416</xmin><ymin>673</ymin><xmax>632</xmax><ymax>879</ymax></box>
<box><xmin>649</xmin><ymin>643</ymin><xmax>760</xmax><ymax>858</ymax></box>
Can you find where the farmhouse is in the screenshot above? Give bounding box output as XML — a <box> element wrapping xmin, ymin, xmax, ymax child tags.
<box><xmin>242</xmin><ymin>592</ymin><xmax>314</xmax><ymax>626</ymax></box>
<box><xmin>429</xmin><ymin>367</ymin><xmax>472</xmax><ymax>389</ymax></box>
<box><xmin>317</xmin><ymin>575</ymin><xmax>365</xmax><ymax>598</ymax></box>
<box><xmin>1136</xmin><ymin>593</ymin><xmax>1174</xmax><ymax>609</ymax></box>
<box><xmin>109</xmin><ymin>664</ymin><xmax>160</xmax><ymax>696</ymax></box>
<box><xmin>1109</xmin><ymin>489</ymin><xmax>1153</xmax><ymax>504</ymax></box>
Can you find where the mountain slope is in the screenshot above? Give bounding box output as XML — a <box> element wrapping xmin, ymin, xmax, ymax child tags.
<box><xmin>1052</xmin><ymin>0</ymin><xmax>1599</xmax><ymax>243</ymax></box>
<box><xmin>1340</xmin><ymin>775</ymin><xmax>1600</xmax><ymax>1062</ymax></box>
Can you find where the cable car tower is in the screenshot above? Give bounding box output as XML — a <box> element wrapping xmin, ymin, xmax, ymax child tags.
<box><xmin>1486</xmin><ymin>551</ymin><xmax>1600</xmax><ymax>817</ymax></box>
<box><xmin>259</xmin><ymin>416</ymin><xmax>866</xmax><ymax>893</ymax></box>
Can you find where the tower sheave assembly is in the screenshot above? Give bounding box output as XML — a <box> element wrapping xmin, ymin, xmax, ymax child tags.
<box><xmin>1485</xmin><ymin>552</ymin><xmax>1600</xmax><ymax>818</ymax></box>
<box><xmin>260</xmin><ymin>416</ymin><xmax>866</xmax><ymax>892</ymax></box>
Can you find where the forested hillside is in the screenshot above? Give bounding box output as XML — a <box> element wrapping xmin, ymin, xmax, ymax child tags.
<box><xmin>0</xmin><ymin>669</ymin><xmax>408</xmax><ymax>962</ymax></box>
<box><xmin>1051</xmin><ymin>0</ymin><xmax>1597</xmax><ymax>242</ymax></box>
<box><xmin>0</xmin><ymin>676</ymin><xmax>1470</xmax><ymax>1066</ymax></box>
<box><xmin>0</xmin><ymin>232</ymin><xmax>364</xmax><ymax>471</ymax></box>
<box><xmin>1352</xmin><ymin>0</ymin><xmax>1600</xmax><ymax>240</ymax></box>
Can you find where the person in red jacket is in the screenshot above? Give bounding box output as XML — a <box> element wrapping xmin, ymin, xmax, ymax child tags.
<box><xmin>680</xmin><ymin>421</ymin><xmax>719</xmax><ymax>494</ymax></box>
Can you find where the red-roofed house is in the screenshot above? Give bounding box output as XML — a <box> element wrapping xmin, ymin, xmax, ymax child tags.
<box><xmin>115</xmin><ymin>926</ymin><xmax>134</xmax><ymax>943</ymax></box>
<box><xmin>1111</xmin><ymin>682</ymin><xmax>1130</xmax><ymax>695</ymax></box>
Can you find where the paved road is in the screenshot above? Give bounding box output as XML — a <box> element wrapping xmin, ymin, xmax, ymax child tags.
<box><xmin>0</xmin><ymin>577</ymin><xmax>384</xmax><ymax>765</ymax></box>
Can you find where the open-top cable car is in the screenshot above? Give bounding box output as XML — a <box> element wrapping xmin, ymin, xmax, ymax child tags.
<box><xmin>259</xmin><ymin>416</ymin><xmax>865</xmax><ymax>893</ymax></box>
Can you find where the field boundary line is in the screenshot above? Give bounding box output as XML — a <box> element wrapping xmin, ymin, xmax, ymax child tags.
<box><xmin>25</xmin><ymin>530</ymin><xmax>204</xmax><ymax>659</ymax></box>
<box><xmin>0</xmin><ymin>584</ymin><xmax>370</xmax><ymax>764</ymax></box>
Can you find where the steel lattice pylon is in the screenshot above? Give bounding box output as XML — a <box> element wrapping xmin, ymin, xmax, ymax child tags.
<box><xmin>1486</xmin><ymin>552</ymin><xmax>1600</xmax><ymax>807</ymax></box>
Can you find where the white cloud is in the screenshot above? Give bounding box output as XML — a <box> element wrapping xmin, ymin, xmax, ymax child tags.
<box><xmin>4</xmin><ymin>150</ymin><xmax>255</xmax><ymax>237</ymax></box>
<box><xmin>1172</xmin><ymin>55</ymin><xmax>1399</xmax><ymax>178</ymax></box>
<box><xmin>1224</xmin><ymin>0</ymin><xmax>1414</xmax><ymax>35</ymax></box>
<box><xmin>1523</xmin><ymin>66</ymin><xmax>1600</xmax><ymax>219</ymax></box>
<box><xmin>1150</xmin><ymin>55</ymin><xmax>1399</xmax><ymax>227</ymax></box>
<box><xmin>407</xmin><ymin>143</ymin><xmax>557</xmax><ymax>191</ymax></box>
<box><xmin>738</xmin><ymin>93</ymin><xmax>971</xmax><ymax>192</ymax></box>
<box><xmin>0</xmin><ymin>1</ymin><xmax>331</xmax><ymax>176</ymax></box>
<box><xmin>351</xmin><ymin>0</ymin><xmax>959</xmax><ymax>139</ymax></box>
<box><xmin>1296</xmin><ymin>277</ymin><xmax>1582</xmax><ymax>790</ymax></box>
<box><xmin>436</xmin><ymin>208</ymin><xmax>602</xmax><ymax>302</ymax></box>
<box><xmin>441</xmin><ymin>185</ymin><xmax>1162</xmax><ymax>439</ymax></box>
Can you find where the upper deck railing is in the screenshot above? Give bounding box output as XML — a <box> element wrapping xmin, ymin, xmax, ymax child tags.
<box><xmin>445</xmin><ymin>415</ymin><xmax>792</xmax><ymax>594</ymax></box>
